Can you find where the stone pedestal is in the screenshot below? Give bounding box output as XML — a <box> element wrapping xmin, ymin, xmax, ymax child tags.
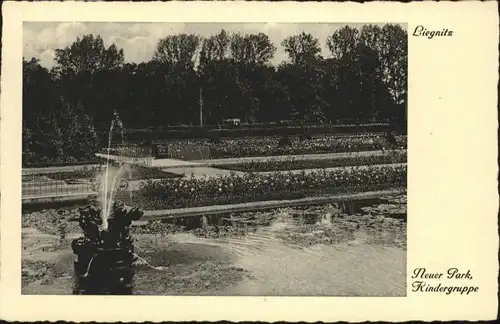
<box><xmin>72</xmin><ymin>202</ymin><xmax>143</xmax><ymax>295</ymax></box>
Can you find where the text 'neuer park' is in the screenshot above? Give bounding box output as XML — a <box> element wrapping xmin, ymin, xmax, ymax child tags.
<box><xmin>412</xmin><ymin>267</ymin><xmax>472</xmax><ymax>280</ymax></box>
<box><xmin>412</xmin><ymin>25</ymin><xmax>454</xmax><ymax>39</ymax></box>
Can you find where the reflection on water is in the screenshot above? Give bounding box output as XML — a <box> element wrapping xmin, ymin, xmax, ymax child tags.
<box><xmin>136</xmin><ymin>195</ymin><xmax>407</xmax><ymax>296</ymax></box>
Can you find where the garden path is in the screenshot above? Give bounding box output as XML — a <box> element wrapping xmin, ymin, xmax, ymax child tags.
<box><xmin>159</xmin><ymin>166</ymin><xmax>244</xmax><ymax>179</ymax></box>
<box><xmin>190</xmin><ymin>149</ymin><xmax>406</xmax><ymax>166</ymax></box>
<box><xmin>23</xmin><ymin>149</ymin><xmax>405</xmax><ymax>175</ymax></box>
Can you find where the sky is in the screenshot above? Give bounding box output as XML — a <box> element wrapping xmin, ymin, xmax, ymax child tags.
<box><xmin>23</xmin><ymin>22</ymin><xmax>404</xmax><ymax>68</ymax></box>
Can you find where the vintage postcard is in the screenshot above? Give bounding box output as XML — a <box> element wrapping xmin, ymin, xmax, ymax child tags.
<box><xmin>0</xmin><ymin>0</ymin><xmax>498</xmax><ymax>322</ymax></box>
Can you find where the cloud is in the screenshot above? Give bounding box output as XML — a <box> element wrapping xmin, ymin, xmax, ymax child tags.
<box><xmin>23</xmin><ymin>22</ymin><xmax>401</xmax><ymax>68</ymax></box>
<box><xmin>24</xmin><ymin>22</ymin><xmax>93</xmax><ymax>66</ymax></box>
<box><xmin>108</xmin><ymin>35</ymin><xmax>157</xmax><ymax>63</ymax></box>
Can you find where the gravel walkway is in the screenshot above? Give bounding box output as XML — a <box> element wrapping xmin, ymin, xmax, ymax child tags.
<box><xmin>188</xmin><ymin>149</ymin><xmax>406</xmax><ymax>166</ymax></box>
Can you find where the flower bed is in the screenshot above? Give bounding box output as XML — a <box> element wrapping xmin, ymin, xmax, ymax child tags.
<box><xmin>217</xmin><ymin>151</ymin><xmax>407</xmax><ymax>172</ymax></box>
<box><xmin>22</xmin><ymin>165</ymin><xmax>181</xmax><ymax>182</ymax></box>
<box><xmin>117</xmin><ymin>165</ymin><xmax>407</xmax><ymax>210</ymax></box>
<box><xmin>118</xmin><ymin>123</ymin><xmax>394</xmax><ymax>142</ymax></box>
<box><xmin>22</xmin><ymin>154</ymin><xmax>100</xmax><ymax>168</ymax></box>
<box><xmin>156</xmin><ymin>134</ymin><xmax>407</xmax><ymax>159</ymax></box>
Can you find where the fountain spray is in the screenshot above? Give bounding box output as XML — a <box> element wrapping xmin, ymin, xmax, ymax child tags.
<box><xmin>72</xmin><ymin>111</ymin><xmax>142</xmax><ymax>295</ymax></box>
<box><xmin>102</xmin><ymin>111</ymin><xmax>126</xmax><ymax>230</ymax></box>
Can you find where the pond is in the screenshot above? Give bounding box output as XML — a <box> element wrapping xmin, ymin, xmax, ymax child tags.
<box><xmin>22</xmin><ymin>195</ymin><xmax>406</xmax><ymax>296</ymax></box>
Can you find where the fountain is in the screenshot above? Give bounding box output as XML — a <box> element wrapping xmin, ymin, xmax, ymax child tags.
<box><xmin>72</xmin><ymin>201</ymin><xmax>143</xmax><ymax>295</ymax></box>
<box><xmin>72</xmin><ymin>111</ymin><xmax>142</xmax><ymax>295</ymax></box>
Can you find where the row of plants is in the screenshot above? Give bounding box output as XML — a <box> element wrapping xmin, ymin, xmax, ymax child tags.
<box><xmin>105</xmin><ymin>123</ymin><xmax>396</xmax><ymax>143</ymax></box>
<box><xmin>24</xmin><ymin>132</ymin><xmax>407</xmax><ymax>168</ymax></box>
<box><xmin>116</xmin><ymin>165</ymin><xmax>407</xmax><ymax>210</ymax></box>
<box><xmin>101</xmin><ymin>133</ymin><xmax>400</xmax><ymax>158</ymax></box>
<box><xmin>22</xmin><ymin>164</ymin><xmax>181</xmax><ymax>182</ymax></box>
<box><xmin>156</xmin><ymin>134</ymin><xmax>407</xmax><ymax>159</ymax></box>
<box><xmin>217</xmin><ymin>151</ymin><xmax>407</xmax><ymax>172</ymax></box>
<box><xmin>22</xmin><ymin>154</ymin><xmax>101</xmax><ymax>168</ymax></box>
<box><xmin>112</xmin><ymin>122</ymin><xmax>391</xmax><ymax>132</ymax></box>
<box><xmin>98</xmin><ymin>121</ymin><xmax>390</xmax><ymax>132</ymax></box>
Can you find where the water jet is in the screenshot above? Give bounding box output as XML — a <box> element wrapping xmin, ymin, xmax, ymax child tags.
<box><xmin>72</xmin><ymin>112</ymin><xmax>143</xmax><ymax>295</ymax></box>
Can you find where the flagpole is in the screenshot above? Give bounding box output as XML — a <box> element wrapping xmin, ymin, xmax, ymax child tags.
<box><xmin>199</xmin><ymin>87</ymin><xmax>203</xmax><ymax>127</ymax></box>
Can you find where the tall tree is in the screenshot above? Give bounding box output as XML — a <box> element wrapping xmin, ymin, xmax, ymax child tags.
<box><xmin>228</xmin><ymin>33</ymin><xmax>277</xmax><ymax>122</ymax></box>
<box><xmin>230</xmin><ymin>32</ymin><xmax>276</xmax><ymax>66</ymax></box>
<box><xmin>326</xmin><ymin>26</ymin><xmax>360</xmax><ymax>61</ymax></box>
<box><xmin>281</xmin><ymin>32</ymin><xmax>322</xmax><ymax>65</ymax></box>
<box><xmin>51</xmin><ymin>35</ymin><xmax>125</xmax><ymax>127</ymax></box>
<box><xmin>23</xmin><ymin>57</ymin><xmax>101</xmax><ymax>163</ymax></box>
<box><xmin>53</xmin><ymin>34</ymin><xmax>124</xmax><ymax>76</ymax></box>
<box><xmin>153</xmin><ymin>34</ymin><xmax>201</xmax><ymax>68</ymax></box>
<box><xmin>378</xmin><ymin>24</ymin><xmax>408</xmax><ymax>108</ymax></box>
<box><xmin>326</xmin><ymin>25</ymin><xmax>395</xmax><ymax>123</ymax></box>
<box><xmin>199</xmin><ymin>30</ymin><xmax>231</xmax><ymax>68</ymax></box>
<box><xmin>151</xmin><ymin>34</ymin><xmax>202</xmax><ymax>125</ymax></box>
<box><xmin>23</xmin><ymin>24</ymin><xmax>408</xmax><ymax>153</ymax></box>
<box><xmin>281</xmin><ymin>33</ymin><xmax>326</xmax><ymax>122</ymax></box>
<box><xmin>198</xmin><ymin>30</ymin><xmax>236</xmax><ymax>124</ymax></box>
<box><xmin>23</xmin><ymin>58</ymin><xmax>59</xmax><ymax>128</ymax></box>
<box><xmin>359</xmin><ymin>24</ymin><xmax>383</xmax><ymax>53</ymax></box>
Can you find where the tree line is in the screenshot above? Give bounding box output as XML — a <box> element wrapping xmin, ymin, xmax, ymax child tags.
<box><xmin>23</xmin><ymin>24</ymin><xmax>407</xmax><ymax>164</ymax></box>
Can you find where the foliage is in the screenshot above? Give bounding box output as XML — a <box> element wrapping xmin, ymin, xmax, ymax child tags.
<box><xmin>23</xmin><ymin>165</ymin><xmax>181</xmax><ymax>181</ymax></box>
<box><xmin>23</xmin><ymin>24</ymin><xmax>408</xmax><ymax>164</ymax></box>
<box><xmin>153</xmin><ymin>34</ymin><xmax>201</xmax><ymax>68</ymax></box>
<box><xmin>282</xmin><ymin>32</ymin><xmax>322</xmax><ymax>65</ymax></box>
<box><xmin>119</xmin><ymin>164</ymin><xmax>407</xmax><ymax>210</ymax></box>
<box><xmin>110</xmin><ymin>123</ymin><xmax>395</xmax><ymax>143</ymax></box>
<box><xmin>22</xmin><ymin>98</ymin><xmax>100</xmax><ymax>165</ymax></box>
<box><xmin>52</xmin><ymin>34</ymin><xmax>124</xmax><ymax>76</ymax></box>
<box><xmin>218</xmin><ymin>151</ymin><xmax>407</xmax><ymax>172</ymax></box>
<box><xmin>156</xmin><ymin>134</ymin><xmax>407</xmax><ymax>159</ymax></box>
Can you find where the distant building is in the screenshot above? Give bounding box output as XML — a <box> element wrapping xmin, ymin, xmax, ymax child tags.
<box><xmin>221</xmin><ymin>118</ymin><xmax>241</xmax><ymax>126</ymax></box>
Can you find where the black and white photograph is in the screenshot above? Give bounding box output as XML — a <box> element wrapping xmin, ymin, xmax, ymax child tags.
<box><xmin>20</xmin><ymin>21</ymin><xmax>408</xmax><ymax>296</ymax></box>
<box><xmin>0</xmin><ymin>0</ymin><xmax>498</xmax><ymax>321</ymax></box>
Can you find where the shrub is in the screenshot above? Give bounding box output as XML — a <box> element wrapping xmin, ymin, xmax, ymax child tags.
<box><xmin>119</xmin><ymin>164</ymin><xmax>407</xmax><ymax>210</ymax></box>
<box><xmin>218</xmin><ymin>151</ymin><xmax>407</xmax><ymax>172</ymax></box>
<box><xmin>155</xmin><ymin>134</ymin><xmax>407</xmax><ymax>160</ymax></box>
<box><xmin>112</xmin><ymin>123</ymin><xmax>394</xmax><ymax>142</ymax></box>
